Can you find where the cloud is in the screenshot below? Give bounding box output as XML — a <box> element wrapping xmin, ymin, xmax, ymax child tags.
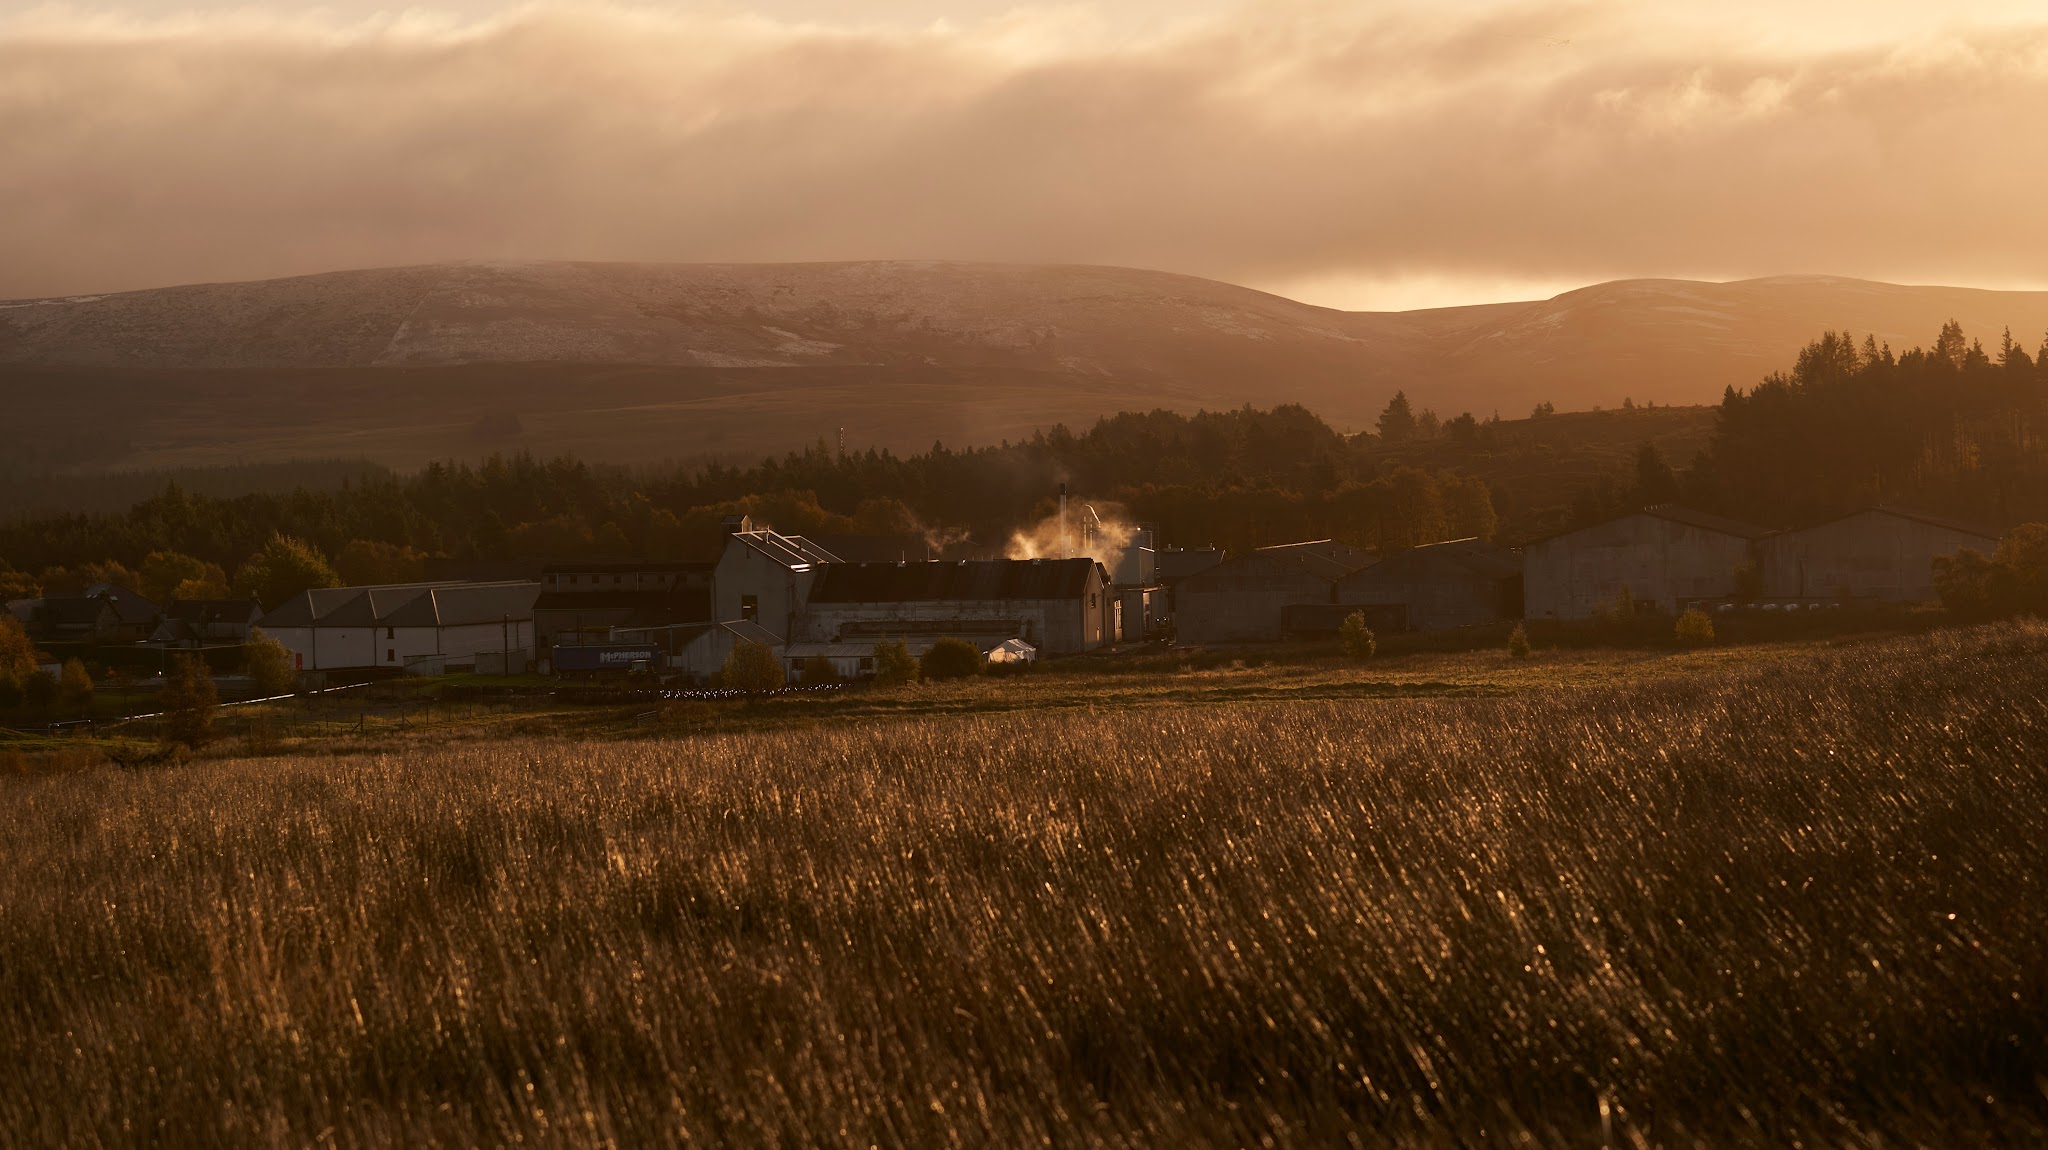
<box><xmin>2</xmin><ymin>1</ymin><xmax>2047</xmax><ymax>304</ymax></box>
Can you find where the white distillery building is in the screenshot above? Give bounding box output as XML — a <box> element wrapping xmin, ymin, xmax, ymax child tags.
<box><xmin>1523</xmin><ymin>506</ymin><xmax>1767</xmax><ymax>619</ymax></box>
<box><xmin>258</xmin><ymin>581</ymin><xmax>541</xmax><ymax>672</ymax></box>
<box><xmin>712</xmin><ymin>524</ymin><xmax>841</xmax><ymax>642</ymax></box>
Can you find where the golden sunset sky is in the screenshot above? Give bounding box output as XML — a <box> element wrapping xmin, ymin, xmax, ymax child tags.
<box><xmin>3</xmin><ymin>0</ymin><xmax>2045</xmax><ymax>308</ymax></box>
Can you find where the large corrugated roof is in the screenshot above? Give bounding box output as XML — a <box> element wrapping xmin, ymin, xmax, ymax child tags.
<box><xmin>380</xmin><ymin>583</ymin><xmax>542</xmax><ymax>628</ymax></box>
<box><xmin>1345</xmin><ymin>538</ymin><xmax>1522</xmax><ymax>584</ymax></box>
<box><xmin>260</xmin><ymin>581</ymin><xmax>535</xmax><ymax>628</ymax></box>
<box><xmin>809</xmin><ymin>559</ymin><xmax>1099</xmax><ymax>604</ymax></box>
<box><xmin>1822</xmin><ymin>506</ymin><xmax>2004</xmax><ymax>541</ymax></box>
<box><xmin>1640</xmin><ymin>505</ymin><xmax>1771</xmax><ymax>540</ymax></box>
<box><xmin>533</xmin><ymin>589</ymin><xmax>711</xmax><ymax>616</ymax></box>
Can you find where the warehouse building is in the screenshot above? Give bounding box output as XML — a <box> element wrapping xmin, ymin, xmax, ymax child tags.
<box><xmin>1174</xmin><ymin>540</ymin><xmax>1375</xmax><ymax>644</ymax></box>
<box><xmin>798</xmin><ymin>558</ymin><xmax>1113</xmax><ymax>656</ymax></box>
<box><xmin>259</xmin><ymin>581</ymin><xmax>541</xmax><ymax>673</ymax></box>
<box><xmin>1760</xmin><ymin>507</ymin><xmax>2002</xmax><ymax>603</ymax></box>
<box><xmin>1335</xmin><ymin>538</ymin><xmax>1523</xmax><ymax>631</ymax></box>
<box><xmin>532</xmin><ymin>560</ymin><xmax>713</xmax><ymax>649</ymax></box>
<box><xmin>1523</xmin><ymin>506</ymin><xmax>1765</xmax><ymax>619</ymax></box>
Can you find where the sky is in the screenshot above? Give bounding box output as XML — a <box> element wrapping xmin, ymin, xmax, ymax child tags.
<box><xmin>2</xmin><ymin>0</ymin><xmax>2046</xmax><ymax>310</ymax></box>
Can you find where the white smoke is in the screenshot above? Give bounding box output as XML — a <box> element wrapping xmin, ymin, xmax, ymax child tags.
<box><xmin>1005</xmin><ymin>501</ymin><xmax>1141</xmax><ymax>579</ymax></box>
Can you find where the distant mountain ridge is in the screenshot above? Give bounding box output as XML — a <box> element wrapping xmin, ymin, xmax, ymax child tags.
<box><xmin>4</xmin><ymin>261</ymin><xmax>2045</xmax><ymax>470</ymax></box>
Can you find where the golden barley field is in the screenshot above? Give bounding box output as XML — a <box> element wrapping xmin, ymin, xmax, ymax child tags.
<box><xmin>4</xmin><ymin>626</ymin><xmax>2048</xmax><ymax>1147</ymax></box>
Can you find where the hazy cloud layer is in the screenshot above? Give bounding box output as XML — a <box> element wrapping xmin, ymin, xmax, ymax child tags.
<box><xmin>3</xmin><ymin>1</ymin><xmax>2046</xmax><ymax>305</ymax></box>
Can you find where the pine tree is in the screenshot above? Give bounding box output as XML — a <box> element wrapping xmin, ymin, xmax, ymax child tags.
<box><xmin>1376</xmin><ymin>392</ymin><xmax>1416</xmax><ymax>443</ymax></box>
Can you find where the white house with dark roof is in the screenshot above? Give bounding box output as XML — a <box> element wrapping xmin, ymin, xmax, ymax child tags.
<box><xmin>1523</xmin><ymin>505</ymin><xmax>1767</xmax><ymax>619</ymax></box>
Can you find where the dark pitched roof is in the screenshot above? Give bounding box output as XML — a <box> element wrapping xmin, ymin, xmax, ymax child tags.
<box><xmin>35</xmin><ymin>597</ymin><xmax>116</xmax><ymax>626</ymax></box>
<box><xmin>541</xmin><ymin>561</ymin><xmax>714</xmax><ymax>575</ymax></box>
<box><xmin>1345</xmin><ymin>538</ymin><xmax>1521</xmax><ymax>585</ymax></box>
<box><xmin>378</xmin><ymin>583</ymin><xmax>543</xmax><ymax>628</ymax></box>
<box><xmin>1835</xmin><ymin>506</ymin><xmax>2004</xmax><ymax>541</ymax></box>
<box><xmin>82</xmin><ymin>584</ymin><xmax>161</xmax><ymax>625</ymax></box>
<box><xmin>1185</xmin><ymin>545</ymin><xmax>1366</xmax><ymax>589</ymax></box>
<box><xmin>163</xmin><ymin>599</ymin><xmax>263</xmax><ymax>624</ymax></box>
<box><xmin>809</xmin><ymin>559</ymin><xmax>1100</xmax><ymax>604</ymax></box>
<box><xmin>1154</xmin><ymin>548</ymin><xmax>1226</xmax><ymax>580</ymax></box>
<box><xmin>1253</xmin><ymin>539</ymin><xmax>1377</xmax><ymax>579</ymax></box>
<box><xmin>808</xmin><ymin>534</ymin><xmax>938</xmax><ymax>564</ymax></box>
<box><xmin>1640</xmin><ymin>505</ymin><xmax>1770</xmax><ymax>540</ymax></box>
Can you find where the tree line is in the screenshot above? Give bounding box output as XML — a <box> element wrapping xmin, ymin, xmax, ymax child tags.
<box><xmin>3</xmin><ymin>321</ymin><xmax>2043</xmax><ymax>612</ymax></box>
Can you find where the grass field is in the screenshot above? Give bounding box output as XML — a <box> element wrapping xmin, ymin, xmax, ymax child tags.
<box><xmin>4</xmin><ymin>623</ymin><xmax>2047</xmax><ymax>1146</ymax></box>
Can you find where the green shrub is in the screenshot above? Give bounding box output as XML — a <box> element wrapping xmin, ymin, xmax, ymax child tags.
<box><xmin>1935</xmin><ymin>524</ymin><xmax>2048</xmax><ymax>621</ymax></box>
<box><xmin>1508</xmin><ymin>623</ymin><xmax>1532</xmax><ymax>659</ymax></box>
<box><xmin>244</xmin><ymin>628</ymin><xmax>299</xmax><ymax>697</ymax></box>
<box><xmin>919</xmin><ymin>637</ymin><xmax>985</xmax><ymax>681</ymax></box>
<box><xmin>721</xmin><ymin>640</ymin><xmax>786</xmax><ymax>694</ymax></box>
<box><xmin>1339</xmin><ymin>611</ymin><xmax>1376</xmax><ymax>660</ymax></box>
<box><xmin>1675</xmin><ymin>608</ymin><xmax>1716</xmax><ymax>646</ymax></box>
<box><xmin>57</xmin><ymin>658</ymin><xmax>94</xmax><ymax>715</ymax></box>
<box><xmin>872</xmin><ymin>641</ymin><xmax>919</xmax><ymax>687</ymax></box>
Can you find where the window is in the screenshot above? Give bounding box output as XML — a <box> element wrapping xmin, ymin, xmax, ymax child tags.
<box><xmin>740</xmin><ymin>595</ymin><xmax>759</xmax><ymax>622</ymax></box>
<box><xmin>858</xmin><ymin>657</ymin><xmax>874</xmax><ymax>672</ymax></box>
<box><xmin>568</xmin><ymin>575</ymin><xmax>578</xmax><ymax>585</ymax></box>
<box><xmin>386</xmin><ymin>649</ymin><xmax>395</xmax><ymax>662</ymax></box>
<box><xmin>614</xmin><ymin>575</ymin><xmax>623</xmax><ymax>584</ymax></box>
<box><xmin>386</xmin><ymin>626</ymin><xmax>395</xmax><ymax>639</ymax></box>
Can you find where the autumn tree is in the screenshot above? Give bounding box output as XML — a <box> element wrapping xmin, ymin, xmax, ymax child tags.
<box><xmin>232</xmin><ymin>535</ymin><xmax>340</xmax><ymax>610</ymax></box>
<box><xmin>57</xmin><ymin>658</ymin><xmax>94</xmax><ymax>715</ymax></box>
<box><xmin>160</xmin><ymin>653</ymin><xmax>219</xmax><ymax>748</ymax></box>
<box><xmin>139</xmin><ymin>551</ymin><xmax>226</xmax><ymax>602</ymax></box>
<box><xmin>244</xmin><ymin>628</ymin><xmax>299</xmax><ymax>697</ymax></box>
<box><xmin>720</xmin><ymin>641</ymin><xmax>786</xmax><ymax>693</ymax></box>
<box><xmin>335</xmin><ymin>540</ymin><xmax>427</xmax><ymax>587</ymax></box>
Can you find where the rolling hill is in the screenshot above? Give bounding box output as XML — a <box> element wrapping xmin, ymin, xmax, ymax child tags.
<box><xmin>3</xmin><ymin>261</ymin><xmax>2044</xmax><ymax>470</ymax></box>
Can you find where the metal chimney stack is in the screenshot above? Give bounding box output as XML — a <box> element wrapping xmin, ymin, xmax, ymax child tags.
<box><xmin>1059</xmin><ymin>483</ymin><xmax>1069</xmax><ymax>560</ymax></box>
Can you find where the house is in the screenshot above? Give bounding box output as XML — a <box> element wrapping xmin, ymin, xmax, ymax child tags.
<box><xmin>712</xmin><ymin>527</ymin><xmax>840</xmax><ymax>642</ymax></box>
<box><xmin>532</xmin><ymin>561</ymin><xmax>713</xmax><ymax>649</ymax></box>
<box><xmin>27</xmin><ymin>596</ymin><xmax>122</xmax><ymax>645</ymax></box>
<box><xmin>151</xmin><ymin>599</ymin><xmax>264</xmax><ymax>647</ymax></box>
<box><xmin>83</xmin><ymin>583</ymin><xmax>162</xmax><ymax>642</ymax></box>
<box><xmin>1523</xmin><ymin>505</ymin><xmax>1767</xmax><ymax>619</ymax></box>
<box><xmin>1335</xmin><ymin>538</ymin><xmax>1524</xmax><ymax>631</ymax></box>
<box><xmin>1760</xmin><ymin>507</ymin><xmax>2002</xmax><ymax>603</ymax></box>
<box><xmin>1173</xmin><ymin>540</ymin><xmax>1375</xmax><ymax>644</ymax></box>
<box><xmin>798</xmin><ymin>558</ymin><xmax>1113</xmax><ymax>656</ymax></box>
<box><xmin>258</xmin><ymin>581</ymin><xmax>541</xmax><ymax>672</ymax></box>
